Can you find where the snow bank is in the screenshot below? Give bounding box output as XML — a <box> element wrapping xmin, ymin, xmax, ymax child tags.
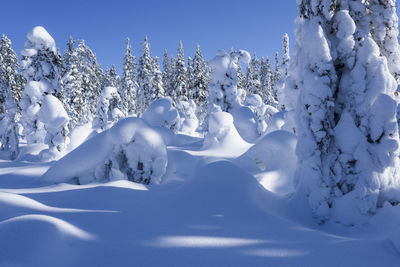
<box><xmin>242</xmin><ymin>130</ymin><xmax>297</xmax><ymax>195</ymax></box>
<box><xmin>231</xmin><ymin>106</ymin><xmax>259</xmax><ymax>142</ymax></box>
<box><xmin>42</xmin><ymin>117</ymin><xmax>167</xmax><ymax>185</ymax></box>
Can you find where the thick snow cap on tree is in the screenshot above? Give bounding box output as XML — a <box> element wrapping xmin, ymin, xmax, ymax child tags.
<box><xmin>39</xmin><ymin>95</ymin><xmax>69</xmax><ymax>135</ymax></box>
<box><xmin>22</xmin><ymin>26</ymin><xmax>56</xmax><ymax>55</ymax></box>
<box><xmin>142</xmin><ymin>97</ymin><xmax>181</xmax><ymax>133</ymax></box>
<box><xmin>41</xmin><ymin>117</ymin><xmax>167</xmax><ymax>185</ymax></box>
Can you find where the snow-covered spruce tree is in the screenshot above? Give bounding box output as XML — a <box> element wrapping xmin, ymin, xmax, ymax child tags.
<box><xmin>0</xmin><ymin>34</ymin><xmax>23</xmax><ymax>104</ymax></box>
<box><xmin>186</xmin><ymin>56</ymin><xmax>194</xmax><ymax>100</ymax></box>
<box><xmin>369</xmin><ymin>0</ymin><xmax>400</xmax><ymax>84</ymax></box>
<box><xmin>294</xmin><ymin>0</ymin><xmax>400</xmax><ymax>224</ymax></box>
<box><xmin>95</xmin><ymin>86</ymin><xmax>124</xmax><ymax>130</ymax></box>
<box><xmin>20</xmin><ymin>26</ymin><xmax>64</xmax><ymax>144</ymax></box>
<box><xmin>162</xmin><ymin>49</ymin><xmax>172</xmax><ymax>99</ymax></box>
<box><xmin>172</xmin><ymin>41</ymin><xmax>187</xmax><ymax>103</ymax></box>
<box><xmin>150</xmin><ymin>57</ymin><xmax>165</xmax><ymax>102</ymax></box>
<box><xmin>208</xmin><ymin>49</ymin><xmax>250</xmax><ymax>113</ymax></box>
<box><xmin>281</xmin><ymin>33</ymin><xmax>290</xmax><ymax>79</ymax></box>
<box><xmin>137</xmin><ymin>36</ymin><xmax>153</xmax><ymax>116</ymax></box>
<box><xmin>104</xmin><ymin>65</ymin><xmax>120</xmax><ymax>89</ymax></box>
<box><xmin>62</xmin><ymin>36</ymin><xmax>84</xmax><ymax>130</ymax></box>
<box><xmin>0</xmin><ymin>36</ymin><xmax>20</xmax><ymax>159</ymax></box>
<box><xmin>121</xmin><ymin>38</ymin><xmax>138</xmax><ymax>116</ymax></box>
<box><xmin>245</xmin><ymin>53</ymin><xmax>261</xmax><ymax>96</ymax></box>
<box><xmin>192</xmin><ymin>45</ymin><xmax>209</xmax><ymax>124</ymax></box>
<box><xmin>73</xmin><ymin>40</ymin><xmax>103</xmax><ymax>124</ymax></box>
<box><xmin>274</xmin><ymin>52</ymin><xmax>281</xmax><ymax>87</ymax></box>
<box><xmin>260</xmin><ymin>56</ymin><xmax>277</xmax><ymax>108</ymax></box>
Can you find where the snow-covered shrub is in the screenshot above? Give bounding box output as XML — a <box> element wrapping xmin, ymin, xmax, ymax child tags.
<box><xmin>207</xmin><ymin>49</ymin><xmax>250</xmax><ymax>113</ymax></box>
<box><xmin>142</xmin><ymin>97</ymin><xmax>181</xmax><ymax>133</ymax></box>
<box><xmin>94</xmin><ymin>86</ymin><xmax>124</xmax><ymax>130</ymax></box>
<box><xmin>42</xmin><ymin>117</ymin><xmax>167</xmax><ymax>185</ymax></box>
<box><xmin>203</xmin><ymin>111</ymin><xmax>243</xmax><ymax>149</ymax></box>
<box><xmin>19</xmin><ymin>81</ymin><xmax>48</xmax><ymax>144</ymax></box>
<box><xmin>176</xmin><ymin>99</ymin><xmax>198</xmax><ymax>134</ymax></box>
<box><xmin>38</xmin><ymin>95</ymin><xmax>70</xmax><ymax>160</ymax></box>
<box><xmin>245</xmin><ymin>94</ymin><xmax>278</xmax><ymax>135</ymax></box>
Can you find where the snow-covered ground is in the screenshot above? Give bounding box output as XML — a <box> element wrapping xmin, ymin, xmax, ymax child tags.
<box><xmin>1</xmin><ymin>124</ymin><xmax>400</xmax><ymax>267</ymax></box>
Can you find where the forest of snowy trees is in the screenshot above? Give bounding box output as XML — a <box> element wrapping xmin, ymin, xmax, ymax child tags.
<box><xmin>0</xmin><ymin>26</ymin><xmax>287</xmax><ymax>153</ymax></box>
<box><xmin>1</xmin><ymin>0</ymin><xmax>400</xmax><ymax>228</ymax></box>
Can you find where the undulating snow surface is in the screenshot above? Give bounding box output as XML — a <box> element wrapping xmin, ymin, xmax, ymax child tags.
<box><xmin>1</xmin><ymin>123</ymin><xmax>400</xmax><ymax>266</ymax></box>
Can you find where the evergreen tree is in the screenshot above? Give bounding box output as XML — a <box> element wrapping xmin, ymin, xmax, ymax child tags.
<box><xmin>104</xmin><ymin>65</ymin><xmax>120</xmax><ymax>88</ymax></box>
<box><xmin>281</xmin><ymin>33</ymin><xmax>290</xmax><ymax>79</ymax></box>
<box><xmin>260</xmin><ymin>56</ymin><xmax>277</xmax><ymax>107</ymax></box>
<box><xmin>76</xmin><ymin>40</ymin><xmax>103</xmax><ymax>123</ymax></box>
<box><xmin>274</xmin><ymin>52</ymin><xmax>281</xmax><ymax>85</ymax></box>
<box><xmin>169</xmin><ymin>57</ymin><xmax>177</xmax><ymax>101</ymax></box>
<box><xmin>95</xmin><ymin>86</ymin><xmax>123</xmax><ymax>130</ymax></box>
<box><xmin>150</xmin><ymin>57</ymin><xmax>165</xmax><ymax>102</ymax></box>
<box><xmin>0</xmin><ymin>34</ymin><xmax>23</xmax><ymax>104</ymax></box>
<box><xmin>293</xmin><ymin>0</ymin><xmax>400</xmax><ymax>224</ymax></box>
<box><xmin>62</xmin><ymin>36</ymin><xmax>84</xmax><ymax>129</ymax></box>
<box><xmin>192</xmin><ymin>45</ymin><xmax>209</xmax><ymax>123</ymax></box>
<box><xmin>137</xmin><ymin>36</ymin><xmax>153</xmax><ymax>116</ymax></box>
<box><xmin>369</xmin><ymin>0</ymin><xmax>400</xmax><ymax>84</ymax></box>
<box><xmin>20</xmin><ymin>26</ymin><xmax>64</xmax><ymax>144</ymax></box>
<box><xmin>208</xmin><ymin>50</ymin><xmax>250</xmax><ymax>113</ymax></box>
<box><xmin>162</xmin><ymin>49</ymin><xmax>172</xmax><ymax>98</ymax></box>
<box><xmin>121</xmin><ymin>37</ymin><xmax>138</xmax><ymax>115</ymax></box>
<box><xmin>172</xmin><ymin>41</ymin><xmax>187</xmax><ymax>103</ymax></box>
<box><xmin>245</xmin><ymin>53</ymin><xmax>261</xmax><ymax>96</ymax></box>
<box><xmin>0</xmin><ymin>35</ymin><xmax>20</xmax><ymax>159</ymax></box>
<box><xmin>186</xmin><ymin>56</ymin><xmax>194</xmax><ymax>100</ymax></box>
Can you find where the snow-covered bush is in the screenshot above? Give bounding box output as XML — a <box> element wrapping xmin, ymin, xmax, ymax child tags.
<box><xmin>37</xmin><ymin>95</ymin><xmax>69</xmax><ymax>161</ymax></box>
<box><xmin>42</xmin><ymin>117</ymin><xmax>167</xmax><ymax>185</ymax></box>
<box><xmin>94</xmin><ymin>86</ymin><xmax>124</xmax><ymax>130</ymax></box>
<box><xmin>245</xmin><ymin>94</ymin><xmax>278</xmax><ymax>135</ymax></box>
<box><xmin>207</xmin><ymin>49</ymin><xmax>250</xmax><ymax>113</ymax></box>
<box><xmin>19</xmin><ymin>81</ymin><xmax>48</xmax><ymax>143</ymax></box>
<box><xmin>142</xmin><ymin>97</ymin><xmax>181</xmax><ymax>133</ymax></box>
<box><xmin>176</xmin><ymin>99</ymin><xmax>198</xmax><ymax>134</ymax></box>
<box><xmin>203</xmin><ymin>111</ymin><xmax>243</xmax><ymax>149</ymax></box>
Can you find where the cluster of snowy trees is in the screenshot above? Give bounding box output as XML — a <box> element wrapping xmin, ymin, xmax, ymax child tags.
<box><xmin>0</xmin><ymin>26</ymin><xmax>287</xmax><ymax>159</ymax></box>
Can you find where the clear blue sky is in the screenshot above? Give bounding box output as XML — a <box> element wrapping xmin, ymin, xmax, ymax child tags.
<box><xmin>0</xmin><ymin>0</ymin><xmax>298</xmax><ymax>72</ymax></box>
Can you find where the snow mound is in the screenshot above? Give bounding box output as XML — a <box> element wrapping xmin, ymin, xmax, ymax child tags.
<box><xmin>23</xmin><ymin>26</ymin><xmax>56</xmax><ymax>54</ymax></box>
<box><xmin>143</xmin><ymin>97</ymin><xmax>180</xmax><ymax>133</ymax></box>
<box><xmin>42</xmin><ymin>117</ymin><xmax>167</xmax><ymax>185</ymax></box>
<box><xmin>0</xmin><ymin>214</ymin><xmax>94</xmax><ymax>241</ymax></box>
<box><xmin>203</xmin><ymin>112</ymin><xmax>251</xmax><ymax>156</ymax></box>
<box><xmin>241</xmin><ymin>130</ymin><xmax>297</xmax><ymax>195</ymax></box>
<box><xmin>231</xmin><ymin>106</ymin><xmax>259</xmax><ymax>142</ymax></box>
